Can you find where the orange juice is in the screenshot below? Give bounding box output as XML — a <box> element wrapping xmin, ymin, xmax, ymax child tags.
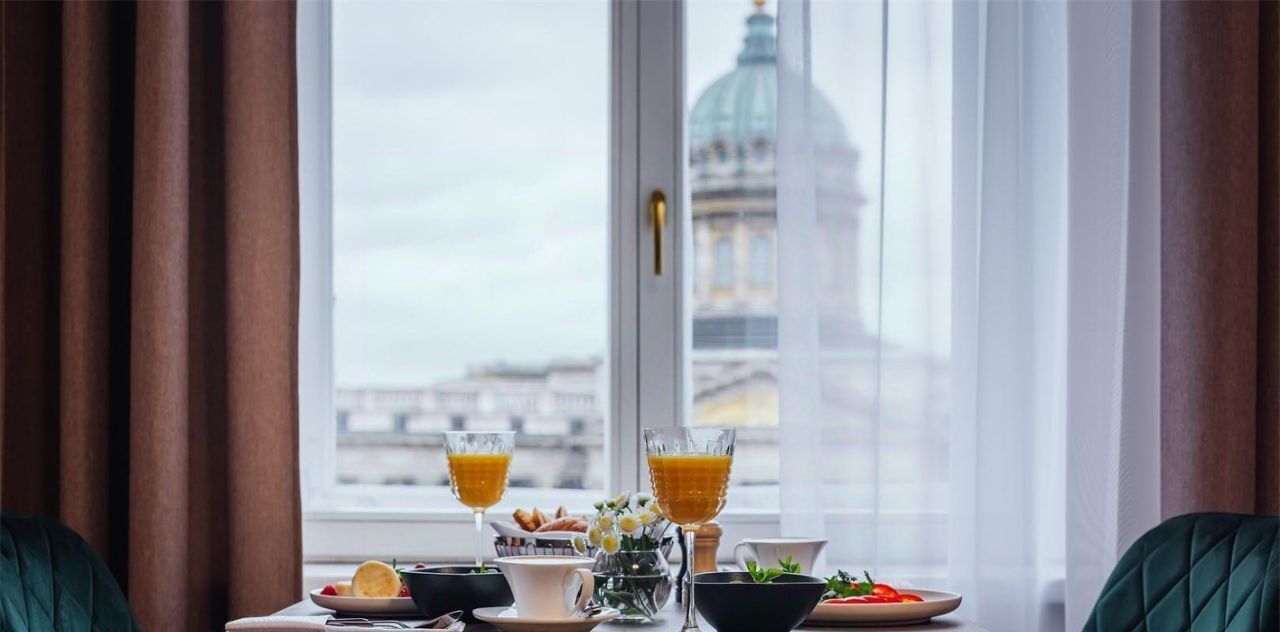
<box><xmin>447</xmin><ymin>453</ymin><xmax>512</xmax><ymax>510</ymax></box>
<box><xmin>647</xmin><ymin>454</ymin><xmax>733</xmax><ymax>526</ymax></box>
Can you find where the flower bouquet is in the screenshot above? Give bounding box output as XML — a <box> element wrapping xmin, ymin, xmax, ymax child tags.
<box><xmin>573</xmin><ymin>493</ymin><xmax>675</xmax><ymax>622</ymax></box>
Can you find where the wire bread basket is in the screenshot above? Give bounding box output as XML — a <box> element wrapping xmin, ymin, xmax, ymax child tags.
<box><xmin>494</xmin><ymin>534</ymin><xmax>677</xmax><ymax>558</ymax></box>
<box><xmin>493</xmin><ymin>535</ymin><xmax>584</xmax><ymax>557</ymax></box>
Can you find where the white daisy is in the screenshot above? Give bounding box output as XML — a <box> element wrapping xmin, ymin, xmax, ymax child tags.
<box><xmin>617</xmin><ymin>512</ymin><xmax>643</xmax><ymax>536</ymax></box>
<box><xmin>587</xmin><ymin>526</ymin><xmax>603</xmax><ymax>546</ymax></box>
<box><xmin>597</xmin><ymin>513</ymin><xmax>615</xmax><ymax>532</ymax></box>
<box><xmin>600</xmin><ymin>531</ymin><xmax>621</xmax><ymax>555</ymax></box>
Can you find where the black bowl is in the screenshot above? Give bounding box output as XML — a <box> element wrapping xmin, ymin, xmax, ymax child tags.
<box><xmin>400</xmin><ymin>565</ymin><xmax>514</xmax><ymax>623</ymax></box>
<box><xmin>694</xmin><ymin>571</ymin><xmax>827</xmax><ymax>632</ymax></box>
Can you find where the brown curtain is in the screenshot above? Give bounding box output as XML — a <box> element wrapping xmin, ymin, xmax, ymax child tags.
<box><xmin>1161</xmin><ymin>0</ymin><xmax>1280</xmax><ymax>517</ymax></box>
<box><xmin>0</xmin><ymin>1</ymin><xmax>302</xmax><ymax>628</ymax></box>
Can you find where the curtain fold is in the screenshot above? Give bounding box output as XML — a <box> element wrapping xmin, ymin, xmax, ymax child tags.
<box><xmin>775</xmin><ymin>0</ymin><xmax>952</xmax><ymax>588</ymax></box>
<box><xmin>1160</xmin><ymin>0</ymin><xmax>1280</xmax><ymax>518</ymax></box>
<box><xmin>0</xmin><ymin>1</ymin><xmax>301</xmax><ymax>628</ymax></box>
<box><xmin>951</xmin><ymin>1</ymin><xmax>1074</xmax><ymax>629</ymax></box>
<box><xmin>952</xmin><ymin>1</ymin><xmax>1165</xmax><ymax>630</ymax></box>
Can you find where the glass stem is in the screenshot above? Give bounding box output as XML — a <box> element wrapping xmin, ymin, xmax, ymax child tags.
<box><xmin>475</xmin><ymin>510</ymin><xmax>485</xmax><ymax>569</ymax></box>
<box><xmin>682</xmin><ymin>527</ymin><xmax>699</xmax><ymax>631</ymax></box>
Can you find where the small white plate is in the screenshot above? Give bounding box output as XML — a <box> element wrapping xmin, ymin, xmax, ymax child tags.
<box><xmin>472</xmin><ymin>606</ymin><xmax>620</xmax><ymax>632</ymax></box>
<box><xmin>308</xmin><ymin>589</ymin><xmax>418</xmax><ymax>616</ymax></box>
<box><xmin>805</xmin><ymin>589</ymin><xmax>962</xmax><ymax>625</ymax></box>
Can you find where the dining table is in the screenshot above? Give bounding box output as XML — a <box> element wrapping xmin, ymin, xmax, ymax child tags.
<box><xmin>272</xmin><ymin>599</ymin><xmax>987</xmax><ymax>631</ymax></box>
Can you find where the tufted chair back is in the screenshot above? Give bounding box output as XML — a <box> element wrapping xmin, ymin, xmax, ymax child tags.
<box><xmin>1085</xmin><ymin>512</ymin><xmax>1278</xmax><ymax>632</ymax></box>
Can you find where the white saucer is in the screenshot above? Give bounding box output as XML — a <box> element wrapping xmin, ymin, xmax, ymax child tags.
<box><xmin>472</xmin><ymin>606</ymin><xmax>620</xmax><ymax>632</ymax></box>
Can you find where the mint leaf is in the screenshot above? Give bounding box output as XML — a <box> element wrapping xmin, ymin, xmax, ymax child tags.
<box><xmin>779</xmin><ymin>556</ymin><xmax>801</xmax><ymax>574</ymax></box>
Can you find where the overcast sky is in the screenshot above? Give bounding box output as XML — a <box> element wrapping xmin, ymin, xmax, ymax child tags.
<box><xmin>331</xmin><ymin>0</ymin><xmax>950</xmax><ymax>387</ymax></box>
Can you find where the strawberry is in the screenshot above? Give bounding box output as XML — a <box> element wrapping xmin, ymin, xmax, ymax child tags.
<box><xmin>319</xmin><ymin>584</ymin><xmax>338</xmax><ymax>596</ymax></box>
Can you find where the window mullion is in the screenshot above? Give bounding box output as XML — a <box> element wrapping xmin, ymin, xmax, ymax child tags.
<box><xmin>620</xmin><ymin>0</ymin><xmax>686</xmax><ymax>497</ymax></box>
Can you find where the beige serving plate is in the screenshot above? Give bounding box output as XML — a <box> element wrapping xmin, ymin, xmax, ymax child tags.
<box><xmin>308</xmin><ymin>589</ymin><xmax>418</xmax><ymax>615</ymax></box>
<box><xmin>805</xmin><ymin>589</ymin><xmax>962</xmax><ymax>625</ymax></box>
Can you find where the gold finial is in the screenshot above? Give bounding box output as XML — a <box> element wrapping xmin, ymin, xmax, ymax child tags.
<box><xmin>753</xmin><ymin>0</ymin><xmax>766</xmax><ymax>12</ymax></box>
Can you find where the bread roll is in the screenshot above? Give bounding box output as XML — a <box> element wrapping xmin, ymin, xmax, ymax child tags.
<box><xmin>512</xmin><ymin>508</ymin><xmax>539</xmax><ymax>532</ymax></box>
<box><xmin>535</xmin><ymin>516</ymin><xmax>587</xmax><ymax>533</ymax></box>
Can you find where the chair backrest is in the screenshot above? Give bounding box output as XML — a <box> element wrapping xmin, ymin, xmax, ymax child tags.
<box><xmin>0</xmin><ymin>513</ymin><xmax>139</xmax><ymax>631</ymax></box>
<box><xmin>1085</xmin><ymin>512</ymin><xmax>1278</xmax><ymax>632</ymax></box>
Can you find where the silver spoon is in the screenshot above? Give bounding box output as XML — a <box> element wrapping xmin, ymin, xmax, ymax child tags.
<box><xmin>576</xmin><ymin>604</ymin><xmax>606</xmax><ymax>619</ymax></box>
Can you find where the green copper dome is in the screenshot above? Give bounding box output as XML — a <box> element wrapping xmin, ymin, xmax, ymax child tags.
<box><xmin>689</xmin><ymin>12</ymin><xmax>849</xmax><ymax>150</ymax></box>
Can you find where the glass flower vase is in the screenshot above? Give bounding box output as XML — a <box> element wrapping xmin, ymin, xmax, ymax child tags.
<box><xmin>591</xmin><ymin>547</ymin><xmax>674</xmax><ymax>622</ymax></box>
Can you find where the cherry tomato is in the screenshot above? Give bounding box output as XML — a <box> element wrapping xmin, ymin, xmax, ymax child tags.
<box><xmin>897</xmin><ymin>593</ymin><xmax>923</xmax><ymax>603</ymax></box>
<box><xmin>872</xmin><ymin>584</ymin><xmax>898</xmax><ymax>597</ymax></box>
<box><xmin>414</xmin><ymin>563</ymin><xmax>426</xmax><ymax>569</ymax></box>
<box><xmin>827</xmin><ymin>597</ymin><xmax>865</xmax><ymax>604</ymax></box>
<box><xmin>399</xmin><ymin>585</ymin><xmax>410</xmax><ymax>597</ymax></box>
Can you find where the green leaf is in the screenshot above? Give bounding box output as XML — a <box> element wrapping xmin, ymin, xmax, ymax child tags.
<box><xmin>778</xmin><ymin>556</ymin><xmax>801</xmax><ymax>574</ymax></box>
<box><xmin>822</xmin><ymin>569</ymin><xmax>877</xmax><ymax>599</ymax></box>
<box><xmin>746</xmin><ymin>559</ymin><xmax>789</xmax><ymax>584</ymax></box>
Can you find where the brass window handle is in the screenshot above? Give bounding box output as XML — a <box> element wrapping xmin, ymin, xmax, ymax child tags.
<box><xmin>650</xmin><ymin>189</ymin><xmax>666</xmax><ymax>275</ymax></box>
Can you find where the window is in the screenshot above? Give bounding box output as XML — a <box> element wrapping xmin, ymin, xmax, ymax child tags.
<box><xmin>713</xmin><ymin>237</ymin><xmax>735</xmax><ymax>287</ymax></box>
<box><xmin>749</xmin><ymin>235</ymin><xmax>772</xmax><ymax>287</ymax></box>
<box><xmin>300</xmin><ymin>0</ymin><xmax>793</xmax><ymax>562</ymax></box>
<box><xmin>325</xmin><ymin>0</ymin><xmax>607</xmax><ymax>503</ymax></box>
<box><xmin>300</xmin><ymin>0</ymin><xmax>950</xmax><ymax>567</ymax></box>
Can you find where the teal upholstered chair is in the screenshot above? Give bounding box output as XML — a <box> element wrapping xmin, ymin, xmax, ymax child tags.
<box><xmin>1085</xmin><ymin>512</ymin><xmax>1278</xmax><ymax>632</ymax></box>
<box><xmin>0</xmin><ymin>514</ymin><xmax>139</xmax><ymax>631</ymax></box>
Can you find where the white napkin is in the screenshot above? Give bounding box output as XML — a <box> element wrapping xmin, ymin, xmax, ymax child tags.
<box><xmin>225</xmin><ymin>615</ymin><xmax>328</xmax><ymax>631</ymax></box>
<box><xmin>225</xmin><ymin>611</ymin><xmax>465</xmax><ymax>631</ymax></box>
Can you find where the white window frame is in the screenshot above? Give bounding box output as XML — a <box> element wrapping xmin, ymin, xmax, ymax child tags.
<box><xmin>298</xmin><ymin>0</ymin><xmax>784</xmax><ymax>565</ymax></box>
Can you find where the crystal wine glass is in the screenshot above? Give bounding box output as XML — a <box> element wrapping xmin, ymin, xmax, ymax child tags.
<box><xmin>644</xmin><ymin>427</ymin><xmax>736</xmax><ymax>632</ymax></box>
<box><xmin>444</xmin><ymin>430</ymin><xmax>515</xmax><ymax>569</ymax></box>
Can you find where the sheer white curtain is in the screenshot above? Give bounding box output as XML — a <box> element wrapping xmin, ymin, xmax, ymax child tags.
<box><xmin>774</xmin><ymin>1</ymin><xmax>1161</xmax><ymax>631</ymax></box>
<box><xmin>776</xmin><ymin>0</ymin><xmax>952</xmax><ymax>582</ymax></box>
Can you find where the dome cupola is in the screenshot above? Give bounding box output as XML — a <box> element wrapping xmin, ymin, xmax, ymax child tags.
<box><xmin>688</xmin><ymin>7</ymin><xmax>850</xmax><ymax>156</ymax></box>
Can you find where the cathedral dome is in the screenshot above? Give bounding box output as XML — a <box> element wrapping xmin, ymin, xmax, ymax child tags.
<box><xmin>688</xmin><ymin>11</ymin><xmax>849</xmax><ymax>152</ymax></box>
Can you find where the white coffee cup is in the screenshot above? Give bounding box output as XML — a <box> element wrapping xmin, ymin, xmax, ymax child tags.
<box><xmin>734</xmin><ymin>538</ymin><xmax>829</xmax><ymax>575</ymax></box>
<box><xmin>494</xmin><ymin>555</ymin><xmax>595</xmax><ymax>619</ymax></box>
